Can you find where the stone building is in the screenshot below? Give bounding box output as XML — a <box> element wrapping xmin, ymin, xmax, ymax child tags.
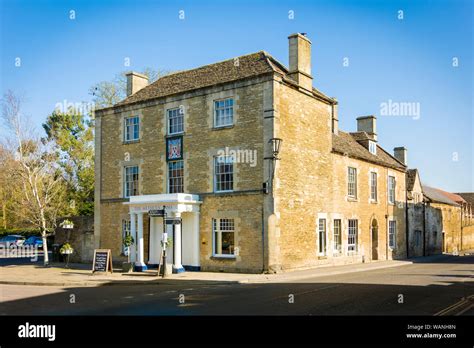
<box><xmin>94</xmin><ymin>33</ymin><xmax>411</xmax><ymax>273</ymax></box>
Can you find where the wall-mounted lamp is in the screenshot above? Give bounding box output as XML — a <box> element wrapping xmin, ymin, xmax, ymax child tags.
<box><xmin>269</xmin><ymin>138</ymin><xmax>283</xmax><ymax>160</ymax></box>
<box><xmin>263</xmin><ymin>138</ymin><xmax>283</xmax><ymax>194</ymax></box>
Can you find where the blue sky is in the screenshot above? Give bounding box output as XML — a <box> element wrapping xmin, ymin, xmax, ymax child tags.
<box><xmin>1</xmin><ymin>0</ymin><xmax>472</xmax><ymax>192</ymax></box>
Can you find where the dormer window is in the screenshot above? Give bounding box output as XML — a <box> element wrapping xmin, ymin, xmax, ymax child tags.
<box><xmin>369</xmin><ymin>140</ymin><xmax>377</xmax><ymax>155</ymax></box>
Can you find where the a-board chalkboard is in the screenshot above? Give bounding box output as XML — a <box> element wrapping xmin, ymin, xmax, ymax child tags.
<box><xmin>92</xmin><ymin>249</ymin><xmax>113</xmax><ymax>274</ymax></box>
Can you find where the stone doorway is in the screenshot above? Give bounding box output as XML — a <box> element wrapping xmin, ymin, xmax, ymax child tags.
<box><xmin>371</xmin><ymin>219</ymin><xmax>378</xmax><ymax>260</ymax></box>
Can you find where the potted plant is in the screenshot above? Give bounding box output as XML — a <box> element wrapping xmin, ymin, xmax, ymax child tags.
<box><xmin>60</xmin><ymin>242</ymin><xmax>74</xmax><ymax>268</ymax></box>
<box><xmin>122</xmin><ymin>233</ymin><xmax>135</xmax><ymax>273</ymax></box>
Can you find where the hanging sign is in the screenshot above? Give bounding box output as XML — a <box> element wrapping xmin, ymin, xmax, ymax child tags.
<box><xmin>166</xmin><ymin>136</ymin><xmax>183</xmax><ymax>161</ymax></box>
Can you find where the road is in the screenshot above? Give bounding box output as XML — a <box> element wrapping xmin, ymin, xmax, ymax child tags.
<box><xmin>1</xmin><ymin>255</ymin><xmax>473</xmax><ymax>315</ymax></box>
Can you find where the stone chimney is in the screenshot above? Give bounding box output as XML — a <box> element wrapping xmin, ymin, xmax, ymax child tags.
<box><xmin>394</xmin><ymin>147</ymin><xmax>407</xmax><ymax>165</ymax></box>
<box><xmin>356</xmin><ymin>115</ymin><xmax>377</xmax><ymax>141</ymax></box>
<box><xmin>331</xmin><ymin>101</ymin><xmax>339</xmax><ymax>135</ymax></box>
<box><xmin>288</xmin><ymin>33</ymin><xmax>313</xmax><ymax>92</ymax></box>
<box><xmin>126</xmin><ymin>72</ymin><xmax>149</xmax><ymax>96</ymax></box>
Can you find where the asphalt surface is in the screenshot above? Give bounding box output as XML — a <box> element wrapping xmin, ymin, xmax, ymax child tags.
<box><xmin>1</xmin><ymin>255</ymin><xmax>473</xmax><ymax>315</ymax></box>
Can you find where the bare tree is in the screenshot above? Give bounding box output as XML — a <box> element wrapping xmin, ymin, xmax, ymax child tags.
<box><xmin>1</xmin><ymin>90</ymin><xmax>67</xmax><ymax>266</ymax></box>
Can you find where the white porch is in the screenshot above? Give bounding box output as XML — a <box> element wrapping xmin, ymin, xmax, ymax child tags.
<box><xmin>124</xmin><ymin>193</ymin><xmax>202</xmax><ymax>273</ymax></box>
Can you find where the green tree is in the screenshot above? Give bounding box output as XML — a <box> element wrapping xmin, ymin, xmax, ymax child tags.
<box><xmin>42</xmin><ymin>108</ymin><xmax>94</xmax><ymax>216</ymax></box>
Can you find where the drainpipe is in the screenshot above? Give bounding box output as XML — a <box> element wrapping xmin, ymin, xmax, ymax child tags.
<box><xmin>422</xmin><ymin>201</ymin><xmax>426</xmax><ymax>257</ymax></box>
<box><xmin>405</xmin><ymin>188</ymin><xmax>409</xmax><ymax>259</ymax></box>
<box><xmin>261</xmin><ymin>206</ymin><xmax>265</xmax><ymax>273</ymax></box>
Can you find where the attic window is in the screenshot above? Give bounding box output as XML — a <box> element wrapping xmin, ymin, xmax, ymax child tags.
<box><xmin>369</xmin><ymin>140</ymin><xmax>377</xmax><ymax>155</ymax></box>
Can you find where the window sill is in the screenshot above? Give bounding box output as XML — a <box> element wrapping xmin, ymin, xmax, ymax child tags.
<box><xmin>211</xmin><ymin>255</ymin><xmax>236</xmax><ymax>260</ymax></box>
<box><xmin>370</xmin><ymin>200</ymin><xmax>378</xmax><ymax>204</ymax></box>
<box><xmin>166</xmin><ymin>132</ymin><xmax>185</xmax><ymax>138</ymax></box>
<box><xmin>317</xmin><ymin>255</ymin><xmax>327</xmax><ymax>259</ymax></box>
<box><xmin>347</xmin><ymin>197</ymin><xmax>358</xmax><ymax>202</ymax></box>
<box><xmin>214</xmin><ymin>190</ymin><xmax>234</xmax><ymax>194</ymax></box>
<box><xmin>212</xmin><ymin>125</ymin><xmax>234</xmax><ymax>131</ymax></box>
<box><xmin>123</xmin><ymin>140</ymin><xmax>140</xmax><ymax>145</ymax></box>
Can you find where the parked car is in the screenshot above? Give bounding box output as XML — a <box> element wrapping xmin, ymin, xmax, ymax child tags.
<box><xmin>23</xmin><ymin>236</ymin><xmax>44</xmax><ymax>248</ymax></box>
<box><xmin>0</xmin><ymin>235</ymin><xmax>26</xmax><ymax>248</ymax></box>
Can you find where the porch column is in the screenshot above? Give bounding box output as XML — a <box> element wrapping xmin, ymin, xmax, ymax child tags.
<box><xmin>130</xmin><ymin>212</ymin><xmax>137</xmax><ymax>263</ymax></box>
<box><xmin>135</xmin><ymin>212</ymin><xmax>147</xmax><ymax>271</ymax></box>
<box><xmin>173</xmin><ymin>212</ymin><xmax>184</xmax><ymax>273</ymax></box>
<box><xmin>193</xmin><ymin>212</ymin><xmax>200</xmax><ymax>268</ymax></box>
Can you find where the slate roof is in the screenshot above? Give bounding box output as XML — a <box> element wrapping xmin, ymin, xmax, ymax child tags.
<box><xmin>113</xmin><ymin>51</ymin><xmax>334</xmax><ymax>108</ymax></box>
<box><xmin>422</xmin><ymin>185</ymin><xmax>461</xmax><ymax>206</ymax></box>
<box><xmin>332</xmin><ymin>131</ymin><xmax>406</xmax><ymax>171</ymax></box>
<box><xmin>456</xmin><ymin>192</ymin><xmax>474</xmax><ymax>207</ymax></box>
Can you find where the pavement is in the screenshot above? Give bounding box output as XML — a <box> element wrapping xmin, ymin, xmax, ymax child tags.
<box><xmin>1</xmin><ymin>253</ymin><xmax>472</xmax><ymax>315</ymax></box>
<box><xmin>0</xmin><ymin>255</ymin><xmax>426</xmax><ymax>287</ymax></box>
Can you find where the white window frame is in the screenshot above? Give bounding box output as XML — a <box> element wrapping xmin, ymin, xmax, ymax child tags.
<box><xmin>214</xmin><ymin>156</ymin><xmax>234</xmax><ymax>192</ymax></box>
<box><xmin>168</xmin><ymin>160</ymin><xmax>184</xmax><ymax>194</ymax></box>
<box><xmin>124</xmin><ymin>165</ymin><xmax>139</xmax><ymax>198</ymax></box>
<box><xmin>124</xmin><ymin>116</ymin><xmax>139</xmax><ymax>142</ymax></box>
<box><xmin>369</xmin><ymin>140</ymin><xmax>377</xmax><ymax>155</ymax></box>
<box><xmin>318</xmin><ymin>218</ymin><xmax>327</xmax><ymax>256</ymax></box>
<box><xmin>212</xmin><ymin>218</ymin><xmax>236</xmax><ymax>258</ymax></box>
<box><xmin>388</xmin><ymin>176</ymin><xmax>396</xmax><ymax>204</ymax></box>
<box><xmin>370</xmin><ymin>172</ymin><xmax>378</xmax><ymax>202</ymax></box>
<box><xmin>333</xmin><ymin>219</ymin><xmax>342</xmax><ymax>254</ymax></box>
<box><xmin>214</xmin><ymin>98</ymin><xmax>234</xmax><ymax>128</ymax></box>
<box><xmin>348</xmin><ymin>167</ymin><xmax>357</xmax><ymax>199</ymax></box>
<box><xmin>388</xmin><ymin>220</ymin><xmax>396</xmax><ymax>249</ymax></box>
<box><xmin>348</xmin><ymin>219</ymin><xmax>358</xmax><ymax>252</ymax></box>
<box><xmin>167</xmin><ymin>107</ymin><xmax>184</xmax><ymax>135</ymax></box>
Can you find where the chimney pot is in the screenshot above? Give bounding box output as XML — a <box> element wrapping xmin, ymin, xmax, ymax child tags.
<box><xmin>126</xmin><ymin>71</ymin><xmax>149</xmax><ymax>96</ymax></box>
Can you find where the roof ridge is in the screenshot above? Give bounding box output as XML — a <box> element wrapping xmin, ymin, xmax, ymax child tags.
<box><xmin>148</xmin><ymin>51</ymin><xmax>267</xmax><ymax>82</ymax></box>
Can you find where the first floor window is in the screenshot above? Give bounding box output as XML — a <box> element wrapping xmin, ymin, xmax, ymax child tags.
<box><xmin>214</xmin><ymin>156</ymin><xmax>234</xmax><ymax>192</ymax></box>
<box><xmin>167</xmin><ymin>107</ymin><xmax>184</xmax><ymax>135</ymax></box>
<box><xmin>318</xmin><ymin>219</ymin><xmax>327</xmax><ymax>255</ymax></box>
<box><xmin>333</xmin><ymin>219</ymin><xmax>342</xmax><ymax>253</ymax></box>
<box><xmin>124</xmin><ymin>116</ymin><xmax>139</xmax><ymax>142</ymax></box>
<box><xmin>168</xmin><ymin>160</ymin><xmax>184</xmax><ymax>193</ymax></box>
<box><xmin>388</xmin><ymin>176</ymin><xmax>396</xmax><ymax>204</ymax></box>
<box><xmin>214</xmin><ymin>98</ymin><xmax>234</xmax><ymax>127</ymax></box>
<box><xmin>348</xmin><ymin>219</ymin><xmax>358</xmax><ymax>252</ymax></box>
<box><xmin>122</xmin><ymin>220</ymin><xmax>131</xmax><ymax>255</ymax></box>
<box><xmin>370</xmin><ymin>172</ymin><xmax>377</xmax><ymax>201</ymax></box>
<box><xmin>348</xmin><ymin>167</ymin><xmax>357</xmax><ymax>198</ymax></box>
<box><xmin>124</xmin><ymin>166</ymin><xmax>139</xmax><ymax>198</ymax></box>
<box><xmin>389</xmin><ymin>220</ymin><xmax>396</xmax><ymax>248</ymax></box>
<box><xmin>213</xmin><ymin>218</ymin><xmax>235</xmax><ymax>256</ymax></box>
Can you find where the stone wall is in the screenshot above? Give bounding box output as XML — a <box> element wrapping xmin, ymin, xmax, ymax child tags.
<box><xmin>97</xmin><ymin>76</ymin><xmax>269</xmax><ymax>272</ymax></box>
<box><xmin>54</xmin><ymin>216</ymin><xmax>94</xmax><ymax>263</ymax></box>
<box><xmin>273</xmin><ymin>81</ymin><xmax>407</xmax><ymax>271</ymax></box>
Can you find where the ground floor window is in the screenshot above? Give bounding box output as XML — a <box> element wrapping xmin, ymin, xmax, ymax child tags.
<box><xmin>318</xmin><ymin>218</ymin><xmax>327</xmax><ymax>255</ymax></box>
<box><xmin>333</xmin><ymin>219</ymin><xmax>342</xmax><ymax>253</ymax></box>
<box><xmin>389</xmin><ymin>220</ymin><xmax>396</xmax><ymax>249</ymax></box>
<box><xmin>348</xmin><ymin>219</ymin><xmax>358</xmax><ymax>252</ymax></box>
<box><xmin>213</xmin><ymin>218</ymin><xmax>235</xmax><ymax>256</ymax></box>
